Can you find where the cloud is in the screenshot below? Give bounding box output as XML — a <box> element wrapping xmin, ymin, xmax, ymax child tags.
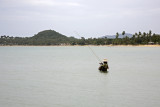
<box><xmin>26</xmin><ymin>0</ymin><xmax>83</xmax><ymax>7</ymax></box>
<box><xmin>0</xmin><ymin>0</ymin><xmax>160</xmax><ymax>37</ymax></box>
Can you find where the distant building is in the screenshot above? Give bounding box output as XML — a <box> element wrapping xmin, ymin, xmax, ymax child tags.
<box><xmin>148</xmin><ymin>42</ymin><xmax>154</xmax><ymax>45</ymax></box>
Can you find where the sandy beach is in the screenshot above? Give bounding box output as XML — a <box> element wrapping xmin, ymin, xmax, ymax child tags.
<box><xmin>0</xmin><ymin>45</ymin><xmax>160</xmax><ymax>47</ymax></box>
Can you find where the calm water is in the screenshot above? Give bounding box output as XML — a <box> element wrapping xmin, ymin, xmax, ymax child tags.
<box><xmin>0</xmin><ymin>46</ymin><xmax>160</xmax><ymax>107</ymax></box>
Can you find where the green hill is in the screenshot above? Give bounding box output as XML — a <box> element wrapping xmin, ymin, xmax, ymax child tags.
<box><xmin>32</xmin><ymin>30</ymin><xmax>67</xmax><ymax>39</ymax></box>
<box><xmin>30</xmin><ymin>30</ymin><xmax>74</xmax><ymax>45</ymax></box>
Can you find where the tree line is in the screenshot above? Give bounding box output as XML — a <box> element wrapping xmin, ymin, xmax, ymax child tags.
<box><xmin>111</xmin><ymin>30</ymin><xmax>160</xmax><ymax>45</ymax></box>
<box><xmin>0</xmin><ymin>30</ymin><xmax>160</xmax><ymax>46</ymax></box>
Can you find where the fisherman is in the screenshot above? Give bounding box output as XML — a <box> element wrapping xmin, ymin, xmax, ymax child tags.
<box><xmin>99</xmin><ymin>59</ymin><xmax>109</xmax><ymax>72</ymax></box>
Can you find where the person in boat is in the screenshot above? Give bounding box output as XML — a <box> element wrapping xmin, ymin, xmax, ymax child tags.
<box><xmin>99</xmin><ymin>59</ymin><xmax>109</xmax><ymax>72</ymax></box>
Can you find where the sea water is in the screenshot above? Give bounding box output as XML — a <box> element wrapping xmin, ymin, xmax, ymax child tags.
<box><xmin>0</xmin><ymin>46</ymin><xmax>160</xmax><ymax>107</ymax></box>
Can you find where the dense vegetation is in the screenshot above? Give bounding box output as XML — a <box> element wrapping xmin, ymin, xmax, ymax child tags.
<box><xmin>0</xmin><ymin>30</ymin><xmax>160</xmax><ymax>46</ymax></box>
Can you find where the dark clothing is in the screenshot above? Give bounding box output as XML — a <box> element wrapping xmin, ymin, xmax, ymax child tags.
<box><xmin>99</xmin><ymin>63</ymin><xmax>109</xmax><ymax>72</ymax></box>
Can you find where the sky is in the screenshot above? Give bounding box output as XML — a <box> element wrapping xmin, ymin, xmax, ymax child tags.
<box><xmin>0</xmin><ymin>0</ymin><xmax>160</xmax><ymax>38</ymax></box>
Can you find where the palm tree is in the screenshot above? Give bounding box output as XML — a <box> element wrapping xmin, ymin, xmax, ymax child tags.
<box><xmin>135</xmin><ymin>32</ymin><xmax>138</xmax><ymax>38</ymax></box>
<box><xmin>116</xmin><ymin>32</ymin><xmax>119</xmax><ymax>39</ymax></box>
<box><xmin>149</xmin><ymin>30</ymin><xmax>152</xmax><ymax>36</ymax></box>
<box><xmin>149</xmin><ymin>30</ymin><xmax>152</xmax><ymax>42</ymax></box>
<box><xmin>114</xmin><ymin>32</ymin><xmax>119</xmax><ymax>45</ymax></box>
<box><xmin>122</xmin><ymin>31</ymin><xmax>125</xmax><ymax>38</ymax></box>
<box><xmin>143</xmin><ymin>32</ymin><xmax>146</xmax><ymax>37</ymax></box>
<box><xmin>139</xmin><ymin>31</ymin><xmax>141</xmax><ymax>37</ymax></box>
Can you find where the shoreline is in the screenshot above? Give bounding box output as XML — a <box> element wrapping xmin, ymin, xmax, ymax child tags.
<box><xmin>0</xmin><ymin>45</ymin><xmax>160</xmax><ymax>47</ymax></box>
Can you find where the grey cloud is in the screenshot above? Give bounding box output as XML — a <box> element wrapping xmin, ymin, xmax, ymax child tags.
<box><xmin>0</xmin><ymin>0</ymin><xmax>160</xmax><ymax>37</ymax></box>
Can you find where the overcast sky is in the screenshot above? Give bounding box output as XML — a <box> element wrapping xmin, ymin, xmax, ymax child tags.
<box><xmin>0</xmin><ymin>0</ymin><xmax>160</xmax><ymax>38</ymax></box>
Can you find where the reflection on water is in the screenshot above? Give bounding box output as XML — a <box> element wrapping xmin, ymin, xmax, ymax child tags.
<box><xmin>99</xmin><ymin>70</ymin><xmax>108</xmax><ymax>74</ymax></box>
<box><xmin>0</xmin><ymin>46</ymin><xmax>160</xmax><ymax>107</ymax></box>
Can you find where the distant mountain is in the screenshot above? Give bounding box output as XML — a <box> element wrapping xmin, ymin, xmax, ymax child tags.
<box><xmin>32</xmin><ymin>30</ymin><xmax>68</xmax><ymax>39</ymax></box>
<box><xmin>102</xmin><ymin>33</ymin><xmax>133</xmax><ymax>39</ymax></box>
<box><xmin>30</xmin><ymin>30</ymin><xmax>76</xmax><ymax>45</ymax></box>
